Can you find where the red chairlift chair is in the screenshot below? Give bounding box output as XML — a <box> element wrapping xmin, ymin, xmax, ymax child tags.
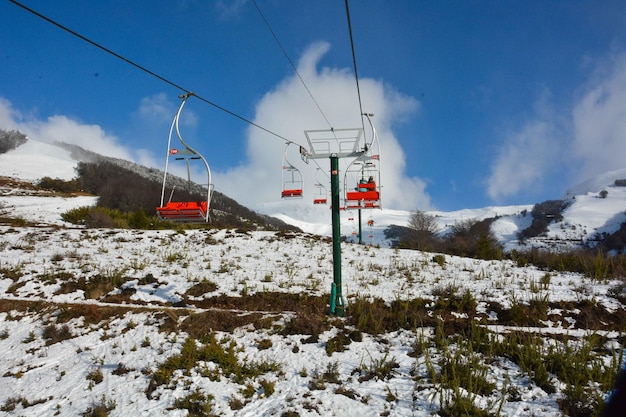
<box><xmin>156</xmin><ymin>93</ymin><xmax>213</xmax><ymax>223</ymax></box>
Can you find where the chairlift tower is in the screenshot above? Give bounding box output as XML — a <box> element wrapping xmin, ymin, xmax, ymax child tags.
<box><xmin>303</xmin><ymin>127</ymin><xmax>365</xmax><ymax>316</ymax></box>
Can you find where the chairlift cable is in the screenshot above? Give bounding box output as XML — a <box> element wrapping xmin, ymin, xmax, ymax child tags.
<box><xmin>8</xmin><ymin>0</ymin><xmax>301</xmax><ymax>148</ymax></box>
<box><xmin>252</xmin><ymin>0</ymin><xmax>334</xmax><ymax>131</ymax></box>
<box><xmin>344</xmin><ymin>0</ymin><xmax>366</xmax><ymax>135</ymax></box>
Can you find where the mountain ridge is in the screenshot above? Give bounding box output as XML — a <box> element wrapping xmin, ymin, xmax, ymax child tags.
<box><xmin>0</xmin><ymin>138</ymin><xmax>298</xmax><ymax>231</ymax></box>
<box><xmin>3</xmin><ymin>136</ymin><xmax>626</xmax><ymax>252</ymax></box>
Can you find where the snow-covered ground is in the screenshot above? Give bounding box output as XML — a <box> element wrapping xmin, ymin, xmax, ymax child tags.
<box><xmin>0</xmin><ymin>139</ymin><xmax>625</xmax><ymax>416</ymax></box>
<box><xmin>1</xmin><ymin>217</ymin><xmax>624</xmax><ymax>416</ymax></box>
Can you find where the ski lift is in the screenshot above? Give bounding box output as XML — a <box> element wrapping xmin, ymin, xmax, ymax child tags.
<box><xmin>344</xmin><ymin>113</ymin><xmax>381</xmax><ymax>210</ymax></box>
<box><xmin>313</xmin><ymin>168</ymin><xmax>328</xmax><ymax>204</ymax></box>
<box><xmin>156</xmin><ymin>93</ymin><xmax>213</xmax><ymax>222</ymax></box>
<box><xmin>281</xmin><ymin>143</ymin><xmax>303</xmax><ymax>199</ymax></box>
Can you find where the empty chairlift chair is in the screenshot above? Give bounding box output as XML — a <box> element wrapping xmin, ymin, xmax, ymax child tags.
<box><xmin>313</xmin><ymin>168</ymin><xmax>328</xmax><ymax>204</ymax></box>
<box><xmin>281</xmin><ymin>144</ymin><xmax>303</xmax><ymax>199</ymax></box>
<box><xmin>156</xmin><ymin>93</ymin><xmax>214</xmax><ymax>223</ymax></box>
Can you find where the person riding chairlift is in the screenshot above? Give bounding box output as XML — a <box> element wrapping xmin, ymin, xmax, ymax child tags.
<box><xmin>357</xmin><ymin>176</ymin><xmax>375</xmax><ymax>192</ymax></box>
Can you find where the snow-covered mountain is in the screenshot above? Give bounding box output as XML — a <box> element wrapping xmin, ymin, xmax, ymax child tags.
<box><xmin>3</xmin><ymin>138</ymin><xmax>626</xmax><ymax>253</ymax></box>
<box><xmin>257</xmin><ymin>168</ymin><xmax>626</xmax><ymax>252</ymax></box>
<box><xmin>1</xmin><ymin>138</ymin><xmax>625</xmax><ymax>416</ymax></box>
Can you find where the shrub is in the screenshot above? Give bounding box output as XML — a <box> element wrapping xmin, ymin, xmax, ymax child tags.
<box><xmin>87</xmin><ymin>209</ymin><xmax>123</xmax><ymax>229</ymax></box>
<box><xmin>147</xmin><ymin>334</ymin><xmax>281</xmax><ymax>398</ymax></box>
<box><xmin>432</xmin><ymin>254</ymin><xmax>446</xmax><ymax>267</ymax></box>
<box><xmin>112</xmin><ymin>363</ymin><xmax>131</xmax><ymax>376</ymax></box>
<box><xmin>43</xmin><ymin>324</ymin><xmax>73</xmax><ymax>345</ymax></box>
<box><xmin>128</xmin><ymin>209</ymin><xmax>151</xmax><ymax>229</ymax></box>
<box><xmin>354</xmin><ymin>351</ymin><xmax>399</xmax><ymax>382</ymax></box>
<box><xmin>172</xmin><ymin>390</ymin><xmax>215</xmax><ymax>416</ymax></box>
<box><xmin>62</xmin><ymin>206</ymin><xmax>152</xmax><ymax>229</ymax></box>
<box><xmin>398</xmin><ymin>216</ymin><xmax>503</xmax><ymax>260</ymax></box>
<box><xmin>493</xmin><ymin>331</ymin><xmax>554</xmax><ymax>393</ymax></box>
<box><xmin>348</xmin><ymin>296</ymin><xmax>433</xmax><ymax>335</ymax></box>
<box><xmin>228</xmin><ymin>396</ymin><xmax>245</xmax><ymax>410</ymax></box>
<box><xmin>281</xmin><ymin>312</ymin><xmax>329</xmax><ymax>338</ymax></box>
<box><xmin>509</xmin><ymin>248</ymin><xmax>626</xmax><ymax>280</ymax></box>
<box><xmin>259</xmin><ymin>378</ymin><xmax>275</xmax><ymax>396</ymax></box>
<box><xmin>308</xmin><ymin>362</ymin><xmax>341</xmax><ymax>390</ymax></box>
<box><xmin>444</xmin><ymin>218</ymin><xmax>502</xmax><ymax>259</ymax></box>
<box><xmin>82</xmin><ymin>396</ymin><xmax>116</xmax><ymax>417</ymax></box>
<box><xmin>325</xmin><ymin>331</ymin><xmax>351</xmax><ymax>356</ymax></box>
<box><xmin>1</xmin><ymin>397</ymin><xmax>22</xmax><ymax>412</ymax></box>
<box><xmin>61</xmin><ymin>206</ymin><xmax>93</xmax><ymax>224</ymax></box>
<box><xmin>82</xmin><ymin>271</ymin><xmax>130</xmax><ymax>300</ymax></box>
<box><xmin>185</xmin><ymin>280</ymin><xmax>218</xmax><ymax>297</ymax></box>
<box><xmin>348</xmin><ymin>297</ymin><xmax>387</xmax><ymax>335</ymax></box>
<box><xmin>37</xmin><ymin>177</ymin><xmax>80</xmax><ymax>194</ymax></box>
<box><xmin>256</xmin><ymin>338</ymin><xmax>273</xmax><ymax>350</ymax></box>
<box><xmin>0</xmin><ymin>265</ymin><xmax>24</xmax><ymax>281</ymax></box>
<box><xmin>86</xmin><ymin>368</ymin><xmax>104</xmax><ymax>385</ymax></box>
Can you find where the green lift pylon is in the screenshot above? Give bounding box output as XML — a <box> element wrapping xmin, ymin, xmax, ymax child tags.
<box><xmin>303</xmin><ymin>128</ymin><xmax>365</xmax><ymax>316</ymax></box>
<box><xmin>329</xmin><ymin>155</ymin><xmax>345</xmax><ymax>316</ymax></box>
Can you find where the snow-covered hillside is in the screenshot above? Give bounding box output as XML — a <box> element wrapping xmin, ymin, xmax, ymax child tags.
<box><xmin>251</xmin><ymin>187</ymin><xmax>626</xmax><ymax>253</ymax></box>
<box><xmin>0</xmin><ymin>139</ymin><xmax>77</xmax><ymax>181</ymax></box>
<box><xmin>493</xmin><ymin>174</ymin><xmax>626</xmax><ymax>252</ymax></box>
<box><xmin>1</xmin><ymin>138</ymin><xmax>625</xmax><ymax>416</ymax></box>
<box><xmin>4</xmin><ymin>138</ymin><xmax>626</xmax><ymax>253</ymax></box>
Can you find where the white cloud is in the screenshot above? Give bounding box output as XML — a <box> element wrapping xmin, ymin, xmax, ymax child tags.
<box><xmin>0</xmin><ymin>97</ymin><xmax>133</xmax><ymax>160</ymax></box>
<box><xmin>136</xmin><ymin>93</ymin><xmax>174</xmax><ymax>125</ymax></box>
<box><xmin>135</xmin><ymin>92</ymin><xmax>198</xmax><ymax>129</ymax></box>
<box><xmin>571</xmin><ymin>52</ymin><xmax>626</xmax><ymax>182</ymax></box>
<box><xmin>486</xmin><ymin>51</ymin><xmax>626</xmax><ymax>203</ymax></box>
<box><xmin>486</xmin><ymin>116</ymin><xmax>561</xmax><ymax>202</ymax></box>
<box><xmin>0</xmin><ymin>94</ymin><xmax>189</xmax><ymax>170</ymax></box>
<box><xmin>131</xmin><ymin>93</ymin><xmax>198</xmax><ymax>172</ymax></box>
<box><xmin>0</xmin><ymin>97</ymin><xmax>24</xmax><ymax>131</ymax></box>
<box><xmin>134</xmin><ymin>93</ymin><xmax>219</xmax><ymax>189</ymax></box>
<box><xmin>213</xmin><ymin>42</ymin><xmax>429</xmax><ymax>210</ymax></box>
<box><xmin>31</xmin><ymin>115</ymin><xmax>134</xmax><ymax>160</ymax></box>
<box><xmin>215</xmin><ymin>0</ymin><xmax>249</xmax><ymax>20</ymax></box>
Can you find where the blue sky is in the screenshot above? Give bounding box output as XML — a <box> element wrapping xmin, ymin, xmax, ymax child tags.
<box><xmin>1</xmin><ymin>0</ymin><xmax>626</xmax><ymax>212</ymax></box>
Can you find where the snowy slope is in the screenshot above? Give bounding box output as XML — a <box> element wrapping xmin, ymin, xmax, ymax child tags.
<box><xmin>0</xmin><ymin>140</ymin><xmax>77</xmax><ymax>181</ymax></box>
<box><xmin>0</xmin><ymin>206</ymin><xmax>624</xmax><ymax>416</ymax></box>
<box><xmin>508</xmin><ymin>173</ymin><xmax>626</xmax><ymax>252</ymax></box>
<box><xmin>0</xmin><ymin>139</ymin><xmax>625</xmax><ymax>416</ymax></box>
<box><xmin>3</xmin><ymin>138</ymin><xmax>626</xmax><ymax>250</ymax></box>
<box><xmin>547</xmin><ymin>189</ymin><xmax>626</xmax><ymax>243</ymax></box>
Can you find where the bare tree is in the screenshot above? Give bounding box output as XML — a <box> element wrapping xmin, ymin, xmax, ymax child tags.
<box><xmin>408</xmin><ymin>210</ymin><xmax>439</xmax><ymax>234</ymax></box>
<box><xmin>400</xmin><ymin>210</ymin><xmax>440</xmax><ymax>251</ymax></box>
